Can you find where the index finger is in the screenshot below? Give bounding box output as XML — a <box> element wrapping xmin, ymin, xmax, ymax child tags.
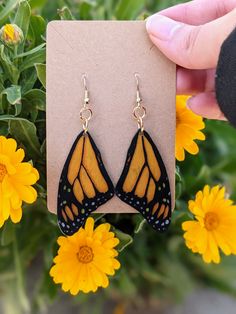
<box><xmin>159</xmin><ymin>0</ymin><xmax>236</xmax><ymax>25</ymax></box>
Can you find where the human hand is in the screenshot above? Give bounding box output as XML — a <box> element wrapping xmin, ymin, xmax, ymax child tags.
<box><xmin>146</xmin><ymin>0</ymin><xmax>236</xmax><ymax>120</ymax></box>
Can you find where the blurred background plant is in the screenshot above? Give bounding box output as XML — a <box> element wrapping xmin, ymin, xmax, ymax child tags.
<box><xmin>0</xmin><ymin>0</ymin><xmax>236</xmax><ymax>314</ymax></box>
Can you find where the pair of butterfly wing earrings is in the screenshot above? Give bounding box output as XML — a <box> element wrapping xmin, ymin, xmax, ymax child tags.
<box><xmin>57</xmin><ymin>74</ymin><xmax>172</xmax><ymax>236</ymax></box>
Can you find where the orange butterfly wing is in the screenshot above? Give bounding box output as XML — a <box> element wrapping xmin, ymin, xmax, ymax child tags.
<box><xmin>116</xmin><ymin>130</ymin><xmax>171</xmax><ymax>232</ymax></box>
<box><xmin>57</xmin><ymin>131</ymin><xmax>114</xmax><ymax>235</ymax></box>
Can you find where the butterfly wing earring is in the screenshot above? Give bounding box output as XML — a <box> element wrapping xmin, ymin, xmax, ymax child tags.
<box><xmin>115</xmin><ymin>74</ymin><xmax>172</xmax><ymax>232</ymax></box>
<box><xmin>57</xmin><ymin>74</ymin><xmax>114</xmax><ymax>235</ymax></box>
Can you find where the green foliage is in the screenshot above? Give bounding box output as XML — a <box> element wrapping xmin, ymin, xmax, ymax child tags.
<box><xmin>35</xmin><ymin>63</ymin><xmax>46</xmax><ymax>88</ymax></box>
<box><xmin>115</xmin><ymin>0</ymin><xmax>146</xmax><ymax>20</ymax></box>
<box><xmin>0</xmin><ymin>0</ymin><xmax>236</xmax><ymax>313</ymax></box>
<box><xmin>0</xmin><ymin>0</ymin><xmax>20</xmax><ymax>24</ymax></box>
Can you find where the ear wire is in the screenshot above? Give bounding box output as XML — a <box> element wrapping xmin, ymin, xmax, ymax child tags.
<box><xmin>80</xmin><ymin>74</ymin><xmax>92</xmax><ymax>133</ymax></box>
<box><xmin>133</xmin><ymin>73</ymin><xmax>146</xmax><ymax>132</ymax></box>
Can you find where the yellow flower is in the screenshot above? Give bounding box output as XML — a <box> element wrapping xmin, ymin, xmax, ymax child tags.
<box><xmin>182</xmin><ymin>185</ymin><xmax>236</xmax><ymax>264</ymax></box>
<box><xmin>176</xmin><ymin>95</ymin><xmax>205</xmax><ymax>161</ymax></box>
<box><xmin>0</xmin><ymin>136</ymin><xmax>39</xmax><ymax>227</ymax></box>
<box><xmin>50</xmin><ymin>217</ymin><xmax>120</xmax><ymax>295</ymax></box>
<box><xmin>0</xmin><ymin>24</ymin><xmax>23</xmax><ymax>46</ymax></box>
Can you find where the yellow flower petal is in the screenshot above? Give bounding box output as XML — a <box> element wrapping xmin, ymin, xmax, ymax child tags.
<box><xmin>2</xmin><ymin>197</ymin><xmax>10</xmax><ymax>219</ymax></box>
<box><xmin>15</xmin><ymin>162</ymin><xmax>32</xmax><ymax>175</ymax></box>
<box><xmin>3</xmin><ymin>138</ymin><xmax>17</xmax><ymax>156</ymax></box>
<box><xmin>208</xmin><ymin>233</ymin><xmax>220</xmax><ymax>263</ymax></box>
<box><xmin>12</xmin><ymin>183</ymin><xmax>37</xmax><ymax>204</ymax></box>
<box><xmin>112</xmin><ymin>258</ymin><xmax>121</xmax><ymax>270</ymax></box>
<box><xmin>69</xmin><ymin>269</ymin><xmax>82</xmax><ymax>295</ymax></box>
<box><xmin>11</xmin><ymin>148</ymin><xmax>25</xmax><ymax>164</ymax></box>
<box><xmin>0</xmin><ymin>136</ymin><xmax>39</xmax><ymax>228</ymax></box>
<box><xmin>85</xmin><ymin>217</ymin><xmax>95</xmax><ymax>236</ymax></box>
<box><xmin>10</xmin><ymin>207</ymin><xmax>22</xmax><ymax>223</ymax></box>
<box><xmin>175</xmin><ymin>145</ymin><xmax>185</xmax><ymax>162</ymax></box>
<box><xmin>176</xmin><ymin>95</ymin><xmax>205</xmax><ymax>161</ymax></box>
<box><xmin>10</xmin><ymin>191</ymin><xmax>22</xmax><ymax>209</ymax></box>
<box><xmin>2</xmin><ymin>177</ymin><xmax>13</xmax><ymax>197</ymax></box>
<box><xmin>0</xmin><ymin>214</ymin><xmax>5</xmax><ymax>228</ymax></box>
<box><xmin>12</xmin><ymin>172</ymin><xmax>38</xmax><ymax>185</ymax></box>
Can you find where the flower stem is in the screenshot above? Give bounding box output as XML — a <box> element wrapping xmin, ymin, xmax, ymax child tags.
<box><xmin>13</xmin><ymin>228</ymin><xmax>30</xmax><ymax>313</ymax></box>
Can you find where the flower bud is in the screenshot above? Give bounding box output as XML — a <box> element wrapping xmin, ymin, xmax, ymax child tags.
<box><xmin>0</xmin><ymin>24</ymin><xmax>24</xmax><ymax>46</ymax></box>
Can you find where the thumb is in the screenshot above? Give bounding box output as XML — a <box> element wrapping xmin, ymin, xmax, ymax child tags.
<box><xmin>146</xmin><ymin>9</ymin><xmax>236</xmax><ymax>69</ymax></box>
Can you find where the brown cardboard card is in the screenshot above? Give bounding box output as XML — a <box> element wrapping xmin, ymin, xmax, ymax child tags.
<box><xmin>46</xmin><ymin>21</ymin><xmax>176</xmax><ymax>214</ymax></box>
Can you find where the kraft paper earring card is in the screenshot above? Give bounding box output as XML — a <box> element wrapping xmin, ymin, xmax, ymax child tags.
<box><xmin>46</xmin><ymin>21</ymin><xmax>176</xmax><ymax>214</ymax></box>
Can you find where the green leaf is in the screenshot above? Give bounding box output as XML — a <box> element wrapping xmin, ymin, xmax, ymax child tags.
<box><xmin>28</xmin><ymin>15</ymin><xmax>46</xmax><ymax>47</ymax></box>
<box><xmin>0</xmin><ymin>45</ymin><xmax>20</xmax><ymax>84</ymax></box>
<box><xmin>0</xmin><ymin>0</ymin><xmax>20</xmax><ymax>24</ymax></box>
<box><xmin>115</xmin><ymin>230</ymin><xmax>133</xmax><ymax>252</ymax></box>
<box><xmin>19</xmin><ymin>48</ymin><xmax>46</xmax><ymax>72</ymax></box>
<box><xmin>35</xmin><ymin>63</ymin><xmax>46</xmax><ymax>88</ymax></box>
<box><xmin>47</xmin><ymin>212</ymin><xmax>58</xmax><ymax>226</ymax></box>
<box><xmin>0</xmin><ymin>81</ymin><xmax>4</xmax><ymax>93</ymax></box>
<box><xmin>57</xmin><ymin>6</ymin><xmax>75</xmax><ymax>20</ymax></box>
<box><xmin>93</xmin><ymin>213</ymin><xmax>106</xmax><ymax>222</ymax></box>
<box><xmin>0</xmin><ymin>122</ymin><xmax>9</xmax><ymax>136</ymax></box>
<box><xmin>175</xmin><ymin>166</ymin><xmax>183</xmax><ymax>199</ymax></box>
<box><xmin>40</xmin><ymin>139</ymin><xmax>46</xmax><ymax>158</ymax></box>
<box><xmin>134</xmin><ymin>217</ymin><xmax>146</xmax><ymax>234</ymax></box>
<box><xmin>10</xmin><ymin>119</ymin><xmax>41</xmax><ymax>159</ymax></box>
<box><xmin>0</xmin><ymin>115</ymin><xmax>41</xmax><ymax>159</ymax></box>
<box><xmin>14</xmin><ymin>0</ymin><xmax>31</xmax><ymax>53</ymax></box>
<box><xmin>79</xmin><ymin>2</ymin><xmax>93</xmax><ymax>20</ymax></box>
<box><xmin>2</xmin><ymin>85</ymin><xmax>21</xmax><ymax>105</ymax></box>
<box><xmin>29</xmin><ymin>0</ymin><xmax>47</xmax><ymax>9</ymax></box>
<box><xmin>0</xmin><ymin>93</ymin><xmax>9</xmax><ymax>114</ymax></box>
<box><xmin>20</xmin><ymin>67</ymin><xmax>38</xmax><ymax>94</ymax></box>
<box><xmin>43</xmin><ymin>240</ymin><xmax>55</xmax><ymax>269</ymax></box>
<box><xmin>175</xmin><ymin>166</ymin><xmax>182</xmax><ymax>182</ymax></box>
<box><xmin>23</xmin><ymin>89</ymin><xmax>46</xmax><ymax>111</ymax></box>
<box><xmin>1</xmin><ymin>221</ymin><xmax>15</xmax><ymax>246</ymax></box>
<box><xmin>2</xmin><ymin>85</ymin><xmax>22</xmax><ymax>115</ymax></box>
<box><xmin>115</xmin><ymin>0</ymin><xmax>145</xmax><ymax>19</ymax></box>
<box><xmin>14</xmin><ymin>43</ymin><xmax>46</xmax><ymax>59</ymax></box>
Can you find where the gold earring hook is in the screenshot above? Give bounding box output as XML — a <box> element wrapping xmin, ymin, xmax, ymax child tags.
<box><xmin>134</xmin><ymin>73</ymin><xmax>139</xmax><ymax>88</ymax></box>
<box><xmin>133</xmin><ymin>73</ymin><xmax>146</xmax><ymax>132</ymax></box>
<box><xmin>82</xmin><ymin>73</ymin><xmax>89</xmax><ymax>105</ymax></box>
<box><xmin>134</xmin><ymin>73</ymin><xmax>141</xmax><ymax>103</ymax></box>
<box><xmin>80</xmin><ymin>74</ymin><xmax>92</xmax><ymax>133</ymax></box>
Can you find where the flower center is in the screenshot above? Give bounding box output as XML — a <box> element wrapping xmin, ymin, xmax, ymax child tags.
<box><xmin>204</xmin><ymin>212</ymin><xmax>219</xmax><ymax>231</ymax></box>
<box><xmin>0</xmin><ymin>164</ymin><xmax>7</xmax><ymax>182</ymax></box>
<box><xmin>77</xmin><ymin>246</ymin><xmax>94</xmax><ymax>264</ymax></box>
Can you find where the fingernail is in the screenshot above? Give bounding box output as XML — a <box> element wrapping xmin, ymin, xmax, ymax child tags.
<box><xmin>186</xmin><ymin>96</ymin><xmax>195</xmax><ymax>110</ymax></box>
<box><xmin>146</xmin><ymin>14</ymin><xmax>182</xmax><ymax>41</ymax></box>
